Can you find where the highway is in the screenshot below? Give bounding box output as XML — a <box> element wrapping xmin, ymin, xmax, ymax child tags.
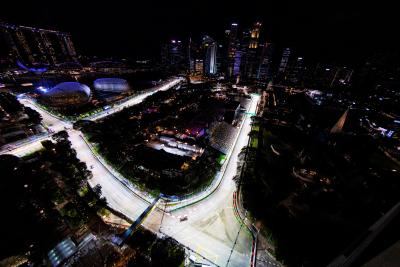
<box><xmin>3</xmin><ymin>79</ymin><xmax>262</xmax><ymax>267</ymax></box>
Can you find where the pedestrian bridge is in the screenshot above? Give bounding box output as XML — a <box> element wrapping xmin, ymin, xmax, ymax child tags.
<box><xmin>112</xmin><ymin>195</ymin><xmax>160</xmax><ymax>246</ymax></box>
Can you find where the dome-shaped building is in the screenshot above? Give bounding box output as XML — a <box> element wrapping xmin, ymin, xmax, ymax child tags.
<box><xmin>42</xmin><ymin>82</ymin><xmax>91</xmax><ymax>107</ymax></box>
<box><xmin>93</xmin><ymin>78</ymin><xmax>130</xmax><ymax>93</ymax></box>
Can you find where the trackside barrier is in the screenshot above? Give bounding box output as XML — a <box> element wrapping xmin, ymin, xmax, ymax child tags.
<box><xmin>233</xmin><ymin>191</ymin><xmax>258</xmax><ymax>267</ymax></box>
<box><xmin>80</xmin><ymin>134</ymin><xmax>153</xmax><ymax>204</ymax></box>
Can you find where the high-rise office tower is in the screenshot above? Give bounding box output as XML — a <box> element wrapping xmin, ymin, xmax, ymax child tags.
<box><xmin>226</xmin><ymin>23</ymin><xmax>239</xmax><ymax>78</ymax></box>
<box><xmin>239</xmin><ymin>29</ymin><xmax>250</xmax><ymax>78</ymax></box>
<box><xmin>233</xmin><ymin>50</ymin><xmax>242</xmax><ymax>76</ymax></box>
<box><xmin>278</xmin><ymin>48</ymin><xmax>291</xmax><ymax>73</ymax></box>
<box><xmin>217</xmin><ymin>29</ymin><xmax>231</xmax><ymax>76</ymax></box>
<box><xmin>249</xmin><ymin>22</ymin><xmax>262</xmax><ymax>49</ymax></box>
<box><xmin>187</xmin><ymin>37</ymin><xmax>193</xmax><ymax>72</ymax></box>
<box><xmin>287</xmin><ymin>56</ymin><xmax>305</xmax><ymax>84</ymax></box>
<box><xmin>257</xmin><ymin>42</ymin><xmax>275</xmax><ymax>81</ymax></box>
<box><xmin>161</xmin><ymin>39</ymin><xmax>186</xmax><ymax>72</ymax></box>
<box><xmin>216</xmin><ymin>44</ymin><xmax>225</xmax><ymax>76</ymax></box>
<box><xmin>170</xmin><ymin>40</ymin><xmax>185</xmax><ymax>67</ymax></box>
<box><xmin>241</xmin><ymin>22</ymin><xmax>262</xmax><ymax>79</ymax></box>
<box><xmin>195</xmin><ymin>59</ymin><xmax>204</xmax><ymax>74</ymax></box>
<box><xmin>203</xmin><ymin>35</ymin><xmax>217</xmax><ymax>75</ymax></box>
<box><xmin>187</xmin><ymin>38</ymin><xmax>203</xmax><ymax>74</ymax></box>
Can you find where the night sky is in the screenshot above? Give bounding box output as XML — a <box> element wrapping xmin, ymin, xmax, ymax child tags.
<box><xmin>1</xmin><ymin>1</ymin><xmax>398</xmax><ymax>65</ymax></box>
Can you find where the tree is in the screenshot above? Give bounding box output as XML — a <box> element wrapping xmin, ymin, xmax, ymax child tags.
<box><xmin>41</xmin><ymin>140</ymin><xmax>55</xmax><ymax>151</ymax></box>
<box><xmin>93</xmin><ymin>184</ymin><xmax>102</xmax><ymax>198</ymax></box>
<box><xmin>24</xmin><ymin>107</ymin><xmax>42</xmax><ymax>124</ymax></box>
<box><xmin>52</xmin><ymin>130</ymin><xmax>69</xmax><ymax>143</ymax></box>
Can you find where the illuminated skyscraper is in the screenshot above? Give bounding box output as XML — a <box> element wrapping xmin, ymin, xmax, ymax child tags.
<box><xmin>278</xmin><ymin>48</ymin><xmax>291</xmax><ymax>73</ymax></box>
<box><xmin>233</xmin><ymin>50</ymin><xmax>242</xmax><ymax>76</ymax></box>
<box><xmin>203</xmin><ymin>35</ymin><xmax>217</xmax><ymax>75</ymax></box>
<box><xmin>249</xmin><ymin>22</ymin><xmax>262</xmax><ymax>49</ymax></box>
<box><xmin>195</xmin><ymin>59</ymin><xmax>204</xmax><ymax>73</ymax></box>
<box><xmin>287</xmin><ymin>56</ymin><xmax>305</xmax><ymax>84</ymax></box>
<box><xmin>257</xmin><ymin>42</ymin><xmax>275</xmax><ymax>81</ymax></box>
<box><xmin>216</xmin><ymin>44</ymin><xmax>225</xmax><ymax>75</ymax></box>
<box><xmin>226</xmin><ymin>23</ymin><xmax>239</xmax><ymax>78</ymax></box>
<box><xmin>241</xmin><ymin>22</ymin><xmax>262</xmax><ymax>79</ymax></box>
<box><xmin>187</xmin><ymin>38</ymin><xmax>202</xmax><ymax>74</ymax></box>
<box><xmin>161</xmin><ymin>39</ymin><xmax>186</xmax><ymax>72</ymax></box>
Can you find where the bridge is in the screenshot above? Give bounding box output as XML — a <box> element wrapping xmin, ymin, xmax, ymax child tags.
<box><xmin>112</xmin><ymin>195</ymin><xmax>161</xmax><ymax>246</ymax></box>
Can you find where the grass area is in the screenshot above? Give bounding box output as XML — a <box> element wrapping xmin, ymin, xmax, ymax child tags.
<box><xmin>98</xmin><ymin>207</ymin><xmax>111</xmax><ymax>217</ymax></box>
<box><xmin>251</xmin><ymin>137</ymin><xmax>259</xmax><ymax>148</ymax></box>
<box><xmin>260</xmin><ymin>225</ymin><xmax>276</xmax><ymax>248</ymax></box>
<box><xmin>217</xmin><ymin>154</ymin><xmax>227</xmax><ymax>165</ymax></box>
<box><xmin>78</xmin><ymin>184</ymin><xmax>89</xmax><ymax>197</ymax></box>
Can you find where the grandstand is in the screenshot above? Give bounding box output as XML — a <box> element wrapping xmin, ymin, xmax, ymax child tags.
<box><xmin>209</xmin><ymin>121</ymin><xmax>238</xmax><ymax>154</ymax></box>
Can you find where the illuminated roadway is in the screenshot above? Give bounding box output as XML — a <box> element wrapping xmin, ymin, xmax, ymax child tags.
<box><xmin>4</xmin><ymin>79</ymin><xmax>262</xmax><ymax>267</ymax></box>
<box><xmin>68</xmin><ymin>129</ymin><xmax>150</xmax><ymax>220</ymax></box>
<box><xmin>86</xmin><ymin>78</ymin><xmax>182</xmax><ymax>121</ymax></box>
<box><xmin>143</xmin><ymin>94</ymin><xmax>260</xmax><ymax>266</ymax></box>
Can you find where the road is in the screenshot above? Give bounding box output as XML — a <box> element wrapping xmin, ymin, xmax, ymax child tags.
<box><xmin>3</xmin><ymin>81</ymin><xmax>262</xmax><ymax>267</ymax></box>
<box><xmin>0</xmin><ymin>136</ymin><xmax>47</xmax><ymax>157</ymax></box>
<box><xmin>0</xmin><ymin>97</ymin><xmax>71</xmax><ymax>156</ymax></box>
<box><xmin>11</xmin><ymin>97</ymin><xmax>152</xmax><ymax>221</ymax></box>
<box><xmin>87</xmin><ymin>78</ymin><xmax>183</xmax><ymax>121</ymax></box>
<box><xmin>68</xmin><ymin>129</ymin><xmax>150</xmax><ymax>220</ymax></box>
<box><xmin>19</xmin><ymin>98</ymin><xmax>72</xmax><ymax>132</ymax></box>
<box><xmin>5</xmin><ymin>79</ymin><xmax>183</xmax><ymax>223</ymax></box>
<box><xmin>144</xmin><ymin>94</ymin><xmax>261</xmax><ymax>266</ymax></box>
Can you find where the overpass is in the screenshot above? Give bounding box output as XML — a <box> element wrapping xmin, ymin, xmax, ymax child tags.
<box><xmin>112</xmin><ymin>196</ymin><xmax>161</xmax><ymax>247</ymax></box>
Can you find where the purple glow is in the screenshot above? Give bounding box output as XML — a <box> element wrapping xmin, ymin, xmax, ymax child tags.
<box><xmin>37</xmin><ymin>86</ymin><xmax>48</xmax><ymax>93</ymax></box>
<box><xmin>16</xmin><ymin>60</ymin><xmax>47</xmax><ymax>73</ymax></box>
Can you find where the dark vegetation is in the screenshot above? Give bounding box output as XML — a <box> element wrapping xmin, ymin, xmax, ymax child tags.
<box><xmin>127</xmin><ymin>229</ymin><xmax>184</xmax><ymax>267</ymax></box>
<box><xmin>0</xmin><ymin>131</ymin><xmax>106</xmax><ymax>262</ymax></box>
<box><xmin>240</xmin><ymin>92</ymin><xmax>400</xmax><ymax>267</ymax></box>
<box><xmin>81</xmin><ymin>85</ymin><xmax>223</xmax><ymax>195</ymax></box>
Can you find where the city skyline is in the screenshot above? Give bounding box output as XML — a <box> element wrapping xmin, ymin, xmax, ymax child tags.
<box><xmin>0</xmin><ymin>1</ymin><xmax>398</xmax><ymax>64</ymax></box>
